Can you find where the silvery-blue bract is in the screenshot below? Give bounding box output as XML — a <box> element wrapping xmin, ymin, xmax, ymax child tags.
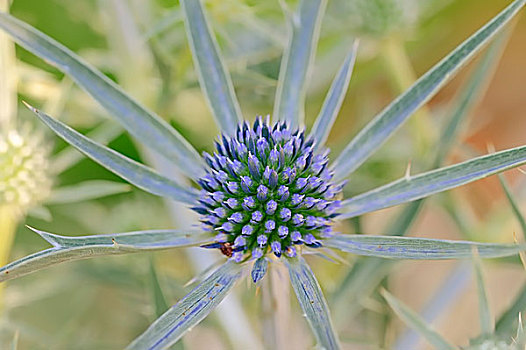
<box><xmin>1</xmin><ymin>0</ymin><xmax>526</xmax><ymax>349</ymax></box>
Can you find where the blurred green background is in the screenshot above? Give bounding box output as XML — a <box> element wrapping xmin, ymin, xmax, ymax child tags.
<box><xmin>1</xmin><ymin>0</ymin><xmax>526</xmax><ymax>349</ymax></box>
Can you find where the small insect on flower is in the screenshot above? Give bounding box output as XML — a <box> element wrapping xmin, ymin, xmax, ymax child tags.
<box><xmin>200</xmin><ymin>241</ymin><xmax>234</xmax><ymax>257</ymax></box>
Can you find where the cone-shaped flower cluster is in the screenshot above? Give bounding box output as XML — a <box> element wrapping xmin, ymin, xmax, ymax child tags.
<box><xmin>194</xmin><ymin>117</ymin><xmax>344</xmax><ymax>262</ymax></box>
<box><xmin>0</xmin><ymin>128</ymin><xmax>52</xmax><ymax>214</ymax></box>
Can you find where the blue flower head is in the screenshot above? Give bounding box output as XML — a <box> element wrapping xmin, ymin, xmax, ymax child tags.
<box><xmin>196</xmin><ymin>117</ymin><xmax>342</xmax><ymax>262</ymax></box>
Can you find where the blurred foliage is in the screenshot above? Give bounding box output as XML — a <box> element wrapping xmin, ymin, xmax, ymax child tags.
<box><xmin>1</xmin><ymin>0</ymin><xmax>526</xmax><ymax>349</ymax></box>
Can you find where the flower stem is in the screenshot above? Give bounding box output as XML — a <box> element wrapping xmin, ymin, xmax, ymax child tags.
<box><xmin>262</xmin><ymin>262</ymin><xmax>291</xmax><ymax>350</ymax></box>
<box><xmin>380</xmin><ymin>35</ymin><xmax>437</xmax><ymax>155</ymax></box>
<box><xmin>0</xmin><ymin>206</ymin><xmax>18</xmax><ymax>310</ymax></box>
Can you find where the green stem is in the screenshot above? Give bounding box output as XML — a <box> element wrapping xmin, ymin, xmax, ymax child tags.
<box><xmin>381</xmin><ymin>35</ymin><xmax>437</xmax><ymax>155</ymax></box>
<box><xmin>0</xmin><ymin>206</ymin><xmax>18</xmax><ymax>310</ymax></box>
<box><xmin>0</xmin><ymin>0</ymin><xmax>16</xmax><ymax>130</ymax></box>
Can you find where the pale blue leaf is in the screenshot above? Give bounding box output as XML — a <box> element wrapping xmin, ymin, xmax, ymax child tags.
<box><xmin>251</xmin><ymin>257</ymin><xmax>268</xmax><ymax>283</ymax></box>
<box><xmin>0</xmin><ymin>227</ymin><xmax>208</xmax><ymax>282</ymax></box>
<box><xmin>382</xmin><ymin>290</ymin><xmax>456</xmax><ymax>350</ymax></box>
<box><xmin>340</xmin><ymin>145</ymin><xmax>526</xmax><ymax>219</ymax></box>
<box><xmin>286</xmin><ymin>257</ymin><xmax>340</xmax><ymax>349</ymax></box>
<box><xmin>180</xmin><ymin>0</ymin><xmax>242</xmax><ymax>136</ymax></box>
<box><xmin>0</xmin><ymin>12</ymin><xmax>205</xmax><ymax>180</ymax></box>
<box><xmin>127</xmin><ymin>260</ymin><xmax>243</xmax><ymax>350</ymax></box>
<box><xmin>331</xmin><ymin>0</ymin><xmax>526</xmax><ymax>182</ymax></box>
<box><xmin>25</xmin><ymin>104</ymin><xmax>198</xmax><ymax>205</ymax></box>
<box><xmin>325</xmin><ymin>234</ymin><xmax>526</xmax><ymax>259</ymax></box>
<box><xmin>273</xmin><ymin>0</ymin><xmax>327</xmax><ymax>129</ymax></box>
<box><xmin>309</xmin><ymin>40</ymin><xmax>358</xmax><ymax>148</ymax></box>
<box><xmin>44</xmin><ymin>180</ymin><xmax>131</xmax><ymax>205</ymax></box>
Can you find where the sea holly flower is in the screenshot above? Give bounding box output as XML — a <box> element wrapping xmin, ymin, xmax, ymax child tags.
<box><xmin>197</xmin><ymin>116</ymin><xmax>342</xmax><ymax>262</ymax></box>
<box><xmin>0</xmin><ymin>0</ymin><xmax>526</xmax><ymax>349</ymax></box>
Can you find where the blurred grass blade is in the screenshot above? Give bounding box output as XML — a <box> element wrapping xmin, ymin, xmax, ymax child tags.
<box><xmin>149</xmin><ymin>257</ymin><xmax>169</xmax><ymax>318</ymax></box>
<box><xmin>27</xmin><ymin>206</ymin><xmax>52</xmax><ymax>221</ymax></box>
<box><xmin>0</xmin><ymin>227</ymin><xmax>208</xmax><ymax>282</ymax></box>
<box><xmin>394</xmin><ymin>263</ymin><xmax>471</xmax><ymax>350</ymax></box>
<box><xmin>498</xmin><ymin>174</ymin><xmax>526</xmax><ymax>240</ymax></box>
<box><xmin>127</xmin><ymin>260</ymin><xmax>243</xmax><ymax>350</ymax></box>
<box><xmin>309</xmin><ymin>41</ymin><xmax>358</xmax><ymax>148</ymax></box>
<box><xmin>496</xmin><ymin>284</ymin><xmax>526</xmax><ymax>335</ymax></box>
<box><xmin>340</xmin><ymin>145</ymin><xmax>526</xmax><ymax>219</ymax></box>
<box><xmin>325</xmin><ymin>234</ymin><xmax>526</xmax><ymax>259</ymax></box>
<box><xmin>44</xmin><ymin>180</ymin><xmax>131</xmax><ymax>205</ymax></box>
<box><xmin>0</xmin><ymin>11</ymin><xmax>205</xmax><ymax>180</ymax></box>
<box><xmin>11</xmin><ymin>331</ymin><xmax>19</xmax><ymax>350</ymax></box>
<box><xmin>331</xmin><ymin>0</ymin><xmax>526</xmax><ymax>182</ymax></box>
<box><xmin>51</xmin><ymin>120</ymin><xmax>122</xmax><ymax>174</ymax></box>
<box><xmin>144</xmin><ymin>9</ymin><xmax>183</xmax><ymax>40</ymax></box>
<box><xmin>26</xmin><ymin>104</ymin><xmax>198</xmax><ymax>205</ymax></box>
<box><xmin>0</xmin><ymin>0</ymin><xmax>15</xmax><ymax>128</ymax></box>
<box><xmin>286</xmin><ymin>257</ymin><xmax>340</xmax><ymax>349</ymax></box>
<box><xmin>180</xmin><ymin>0</ymin><xmax>242</xmax><ymax>136</ymax></box>
<box><xmin>382</xmin><ymin>290</ymin><xmax>456</xmax><ymax>350</ymax></box>
<box><xmin>434</xmin><ymin>30</ymin><xmax>510</xmax><ymax>166</ymax></box>
<box><xmin>472</xmin><ymin>248</ymin><xmax>494</xmax><ymax>334</ymax></box>
<box><xmin>273</xmin><ymin>0</ymin><xmax>327</xmax><ymax>129</ymax></box>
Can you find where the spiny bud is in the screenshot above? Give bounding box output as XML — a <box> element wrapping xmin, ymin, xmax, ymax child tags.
<box><xmin>0</xmin><ymin>128</ymin><xmax>53</xmax><ymax>215</ymax></box>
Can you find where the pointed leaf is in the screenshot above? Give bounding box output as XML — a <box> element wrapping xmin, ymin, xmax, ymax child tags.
<box><xmin>498</xmin><ymin>174</ymin><xmax>526</xmax><ymax>240</ymax></box>
<box><xmin>326</xmin><ymin>234</ymin><xmax>526</xmax><ymax>259</ymax></box>
<box><xmin>273</xmin><ymin>0</ymin><xmax>327</xmax><ymax>129</ymax></box>
<box><xmin>26</xmin><ymin>104</ymin><xmax>198</xmax><ymax>205</ymax></box>
<box><xmin>286</xmin><ymin>257</ymin><xmax>340</xmax><ymax>349</ymax></box>
<box><xmin>496</xmin><ymin>284</ymin><xmax>526</xmax><ymax>335</ymax></box>
<box><xmin>0</xmin><ymin>227</ymin><xmax>209</xmax><ymax>282</ymax></box>
<box><xmin>340</xmin><ymin>145</ymin><xmax>526</xmax><ymax>219</ymax></box>
<box><xmin>127</xmin><ymin>260</ymin><xmax>243</xmax><ymax>350</ymax></box>
<box><xmin>149</xmin><ymin>258</ymin><xmax>170</xmax><ymax>318</ymax></box>
<box><xmin>180</xmin><ymin>0</ymin><xmax>242</xmax><ymax>136</ymax></box>
<box><xmin>331</xmin><ymin>0</ymin><xmax>526</xmax><ymax>182</ymax></box>
<box><xmin>0</xmin><ymin>12</ymin><xmax>205</xmax><ymax>180</ymax></box>
<box><xmin>309</xmin><ymin>40</ymin><xmax>358</xmax><ymax>148</ymax></box>
<box><xmin>472</xmin><ymin>249</ymin><xmax>494</xmax><ymax>334</ymax></box>
<box><xmin>44</xmin><ymin>180</ymin><xmax>131</xmax><ymax>205</ymax></box>
<box><xmin>382</xmin><ymin>290</ymin><xmax>456</xmax><ymax>350</ymax></box>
